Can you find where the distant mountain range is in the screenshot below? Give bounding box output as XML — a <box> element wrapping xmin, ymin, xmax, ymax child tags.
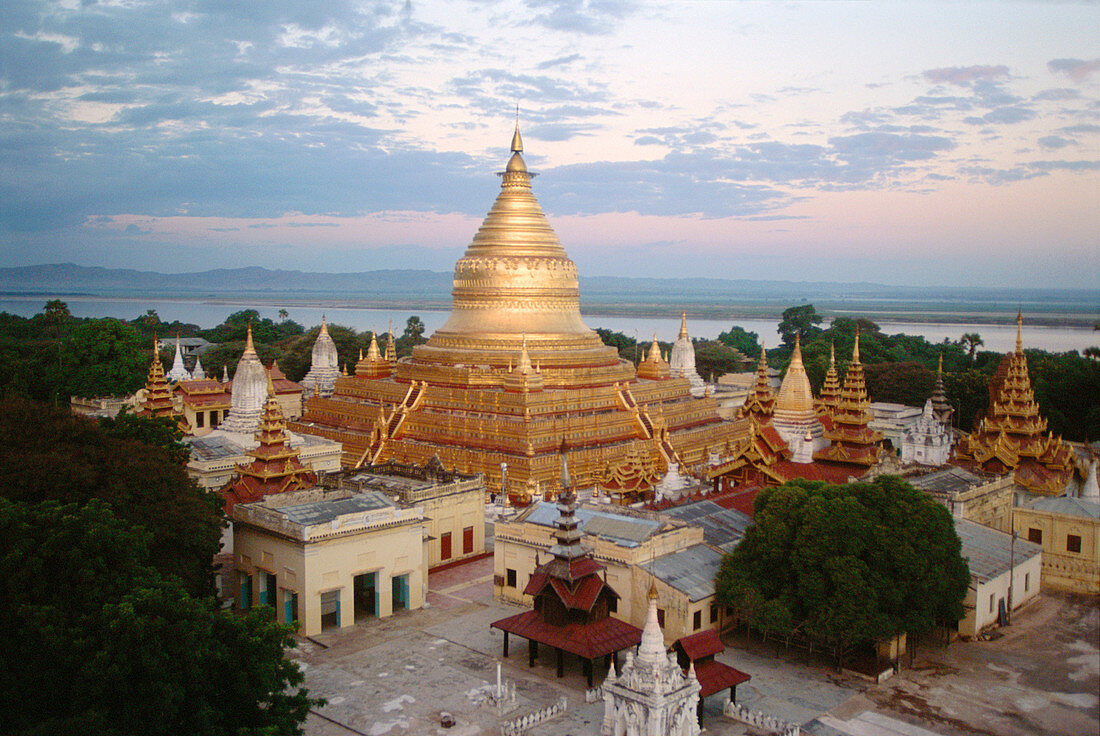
<box><xmin>2</xmin><ymin>263</ymin><xmax>1096</xmax><ymax>324</ymax></box>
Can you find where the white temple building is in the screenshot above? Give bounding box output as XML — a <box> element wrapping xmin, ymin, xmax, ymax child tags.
<box><xmin>219</xmin><ymin>325</ymin><xmax>269</xmax><ymax>434</ymax></box>
<box><xmin>602</xmin><ymin>583</ymin><xmax>701</xmax><ymax>736</ymax></box>
<box><xmin>771</xmin><ymin>335</ymin><xmax>827</xmax><ymax>463</ymax></box>
<box><xmin>166</xmin><ymin>335</ymin><xmax>192</xmax><ymax>383</ymax></box>
<box><xmin>669</xmin><ymin>313</ymin><xmax>706</xmax><ymax>398</ymax></box>
<box><xmin>301</xmin><ymin>317</ymin><xmax>341</xmax><ymax>398</ymax></box>
<box><xmin>900</xmin><ymin>399</ymin><xmax>953</xmax><ymax>466</ymax></box>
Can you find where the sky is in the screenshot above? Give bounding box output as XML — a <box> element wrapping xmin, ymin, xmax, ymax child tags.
<box><xmin>1</xmin><ymin>0</ymin><xmax>1098</xmax><ymax>288</ymax></box>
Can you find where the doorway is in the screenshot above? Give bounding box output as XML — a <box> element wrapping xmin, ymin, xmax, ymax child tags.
<box><xmin>354</xmin><ymin>572</ymin><xmax>377</xmax><ymax>621</ymax></box>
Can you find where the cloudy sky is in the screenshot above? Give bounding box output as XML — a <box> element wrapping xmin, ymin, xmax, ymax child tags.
<box><xmin>2</xmin><ymin>0</ymin><xmax>1098</xmax><ymax>287</ymax></box>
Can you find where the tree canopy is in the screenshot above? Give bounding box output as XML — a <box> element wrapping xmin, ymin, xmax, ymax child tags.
<box><xmin>0</xmin><ymin>397</ymin><xmax>222</xmax><ymax>597</ymax></box>
<box><xmin>0</xmin><ymin>498</ymin><xmax>318</xmax><ymax>736</ymax></box>
<box><xmin>777</xmin><ymin>304</ymin><xmax>824</xmax><ymax>349</ymax></box>
<box><xmin>716</xmin><ymin>476</ymin><xmax>970</xmax><ymax>661</ymax></box>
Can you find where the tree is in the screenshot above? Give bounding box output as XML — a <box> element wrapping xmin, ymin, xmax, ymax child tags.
<box><xmin>716</xmin><ymin>477</ymin><xmax>969</xmax><ymax>667</ymax></box>
<box><xmin>101</xmin><ymin>407</ymin><xmax>190</xmax><ymax>465</ymax></box>
<box><xmin>597</xmin><ymin>328</ymin><xmax>640</xmax><ymax>363</ymax></box>
<box><xmin>945</xmin><ymin>368</ymin><xmax>990</xmax><ymax>432</ymax></box>
<box><xmin>693</xmin><ymin>340</ymin><xmax>747</xmax><ymax>381</ymax></box>
<box><xmin>0</xmin><ymin>398</ymin><xmax>222</xmax><ymax>597</ymax></box>
<box><xmin>959</xmin><ymin>333</ymin><xmax>984</xmax><ymax>363</ymax></box>
<box><xmin>863</xmin><ymin>362</ymin><xmax>936</xmax><ymax>406</ymax></box>
<box><xmin>717</xmin><ymin>325</ymin><xmax>761</xmax><ymax>359</ymax></box>
<box><xmin>403</xmin><ymin>315</ymin><xmax>426</xmax><ymax>344</ymax></box>
<box><xmin>278</xmin><ymin>308</ymin><xmax>289</xmax><ymax>321</ymax></box>
<box><xmin>777</xmin><ymin>304</ymin><xmax>823</xmax><ymax>349</ymax></box>
<box><xmin>0</xmin><ymin>498</ymin><xmax>319</xmax><ymax>736</ymax></box>
<box><xmin>61</xmin><ymin>318</ymin><xmax>149</xmax><ymax>399</ymax></box>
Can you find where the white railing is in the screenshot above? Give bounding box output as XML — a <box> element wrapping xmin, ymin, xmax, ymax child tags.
<box><xmin>500</xmin><ymin>696</ymin><xmax>568</xmax><ymax>735</ymax></box>
<box><xmin>723</xmin><ymin>701</ymin><xmax>800</xmax><ymax>736</ymax></box>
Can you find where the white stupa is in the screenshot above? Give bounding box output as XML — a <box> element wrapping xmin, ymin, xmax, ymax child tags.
<box><xmin>900</xmin><ymin>399</ymin><xmax>953</xmax><ymax>466</ymax></box>
<box><xmin>166</xmin><ymin>334</ymin><xmax>191</xmax><ymax>383</ymax></box>
<box><xmin>301</xmin><ymin>316</ymin><xmax>341</xmax><ymax>398</ymax></box>
<box><xmin>191</xmin><ymin>355</ymin><xmax>205</xmax><ymax>380</ymax></box>
<box><xmin>669</xmin><ymin>312</ymin><xmax>707</xmax><ymax>398</ymax></box>
<box><xmin>219</xmin><ymin>324</ymin><xmax>268</xmax><ymax>434</ymax></box>
<box><xmin>602</xmin><ymin>584</ymin><xmax>701</xmax><ymax>736</ymax></box>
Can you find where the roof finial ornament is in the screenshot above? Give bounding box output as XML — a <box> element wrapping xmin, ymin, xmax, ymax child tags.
<box><xmin>511</xmin><ymin>108</ymin><xmax>523</xmax><ymax>153</ymax></box>
<box><xmin>852</xmin><ymin>326</ymin><xmax>861</xmax><ymax>365</ymax></box>
<box><xmin>1016</xmin><ymin>310</ymin><xmax>1023</xmax><ymax>354</ymax></box>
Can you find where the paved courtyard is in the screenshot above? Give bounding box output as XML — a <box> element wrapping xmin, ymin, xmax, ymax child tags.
<box><xmin>290</xmin><ymin>555</ymin><xmax>1098</xmax><ymax>736</ymax></box>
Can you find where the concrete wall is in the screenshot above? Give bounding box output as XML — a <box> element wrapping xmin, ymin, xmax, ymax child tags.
<box><xmin>420</xmin><ymin>486</ymin><xmax>485</xmax><ymax>569</ymax></box>
<box><xmin>959</xmin><ymin>553</ymin><xmax>1043</xmax><ymax>638</ymax></box>
<box><xmin>1014</xmin><ymin>507</ymin><xmax>1100</xmax><ymax>594</ymax></box>
<box><xmin>234</xmin><ymin>519</ymin><xmax>425</xmax><ymax>636</ymax></box>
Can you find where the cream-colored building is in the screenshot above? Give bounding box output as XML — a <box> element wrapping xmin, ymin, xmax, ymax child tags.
<box><xmin>321</xmin><ymin>459</ymin><xmax>486</xmax><ymax>569</ymax></box>
<box><xmin>1013</xmin><ymin>496</ymin><xmax>1100</xmax><ymax>594</ymax></box>
<box><xmin>494</xmin><ymin>500</ymin><xmax>747</xmax><ymax>643</ymax></box>
<box><xmin>909</xmin><ymin>466</ymin><xmax>1014</xmax><ymax>533</ymax></box>
<box><xmin>232</xmin><ymin>488</ymin><xmax>427</xmax><ymax>636</ymax></box>
<box><xmin>955</xmin><ymin>518</ymin><xmax>1042</xmax><ymax>639</ymax></box>
<box><xmin>185</xmin><ymin>430</ymin><xmax>342</xmax><ymax>491</ymax></box>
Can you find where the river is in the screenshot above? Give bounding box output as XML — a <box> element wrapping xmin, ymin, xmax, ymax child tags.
<box><xmin>1</xmin><ymin>295</ymin><xmax>1095</xmax><ymax>355</ymax></box>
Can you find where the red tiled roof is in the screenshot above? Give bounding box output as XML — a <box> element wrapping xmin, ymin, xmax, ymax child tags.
<box><xmin>549</xmin><ymin>575</ymin><xmax>605</xmax><ymax>612</ymax></box>
<box><xmin>772</xmin><ymin>460</ymin><xmax>860</xmax><ymax>484</ymax></box>
<box><xmin>677</xmin><ymin>629</ymin><xmax>724</xmax><ymax>661</ymax></box>
<box><xmin>692</xmin><ymin>659</ymin><xmax>751</xmax><ymax>698</ymax></box>
<box><xmin>713</xmin><ymin>487</ymin><xmax>761</xmax><ymax>516</ymax></box>
<box><xmin>491</xmin><ymin>610</ymin><xmax>642</xmax><ymax>660</ymax></box>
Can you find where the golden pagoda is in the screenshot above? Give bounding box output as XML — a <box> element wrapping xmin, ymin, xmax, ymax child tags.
<box><xmin>291</xmin><ymin>125</ymin><xmax>737</xmax><ymax>503</ymax></box>
<box><xmin>220</xmin><ymin>375</ymin><xmax>316</xmax><ymax>512</ymax></box>
<box><xmin>737</xmin><ymin>343</ymin><xmax>775</xmax><ymax>422</ymax></box>
<box><xmin>815</xmin><ymin>342</ymin><xmax>841</xmax><ymax>417</ymax></box>
<box><xmin>813</xmin><ymin>328</ymin><xmax>884</xmax><ymax>467</ymax></box>
<box><xmin>956</xmin><ymin>314</ymin><xmax>1075</xmax><ymax>494</ymax></box>
<box><xmin>137</xmin><ymin>336</ymin><xmax>178</xmax><ymax>420</ymax></box>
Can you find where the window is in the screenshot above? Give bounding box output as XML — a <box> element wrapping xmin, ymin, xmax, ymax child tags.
<box><xmin>608</xmin><ymin>595</ymin><xmax>617</xmax><ymax>613</ymax></box>
<box><xmin>1028</xmin><ymin>528</ymin><xmax>1042</xmax><ymax>544</ymax></box>
<box><xmin>506</xmin><ymin>568</ymin><xmax>517</xmax><ymax>588</ymax></box>
<box><xmin>710</xmin><ymin>604</ymin><xmax>719</xmax><ymax>624</ymax></box>
<box><xmin>196</xmin><ymin>411</ymin><xmax>205</xmax><ymax>428</ymax></box>
<box><xmin>1024</xmin><ymin>573</ymin><xmax>1029</xmax><ymax>592</ymax></box>
<box><xmin>693</xmin><ymin>610</ymin><xmax>702</xmax><ymax>630</ymax></box>
<box><xmin>989</xmin><ymin>594</ymin><xmax>995</xmax><ymax>613</ymax></box>
<box><xmin>1067</xmin><ymin>534</ymin><xmax>1082</xmax><ymax>554</ymax></box>
<box><xmin>440</xmin><ymin>532</ymin><xmax>452</xmax><ymax>561</ymax></box>
<box><xmin>463</xmin><ymin>526</ymin><xmax>474</xmax><ymax>554</ymax></box>
<box><xmin>657</xmin><ymin>609</ymin><xmax>665</xmax><ymax>628</ymax></box>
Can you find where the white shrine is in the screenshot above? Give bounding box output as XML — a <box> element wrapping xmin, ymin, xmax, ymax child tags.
<box><xmin>219</xmin><ymin>324</ymin><xmax>269</xmax><ymax>434</ymax></box>
<box><xmin>669</xmin><ymin>312</ymin><xmax>706</xmax><ymax>398</ymax></box>
<box><xmin>601</xmin><ymin>584</ymin><xmax>701</xmax><ymax>736</ymax></box>
<box><xmin>166</xmin><ymin>334</ymin><xmax>192</xmax><ymax>383</ymax></box>
<box><xmin>901</xmin><ymin>398</ymin><xmax>953</xmax><ymax>466</ymax></box>
<box><xmin>301</xmin><ymin>316</ymin><xmax>341</xmax><ymax>398</ymax></box>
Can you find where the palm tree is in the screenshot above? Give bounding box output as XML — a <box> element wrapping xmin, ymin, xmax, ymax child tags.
<box><xmin>960</xmin><ymin>333</ymin><xmax>984</xmax><ymax>362</ymax></box>
<box><xmin>278</xmin><ymin>309</ymin><xmax>289</xmax><ymax>321</ymax></box>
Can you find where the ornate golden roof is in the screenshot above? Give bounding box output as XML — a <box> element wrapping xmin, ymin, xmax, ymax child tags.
<box><xmin>775</xmin><ymin>334</ymin><xmax>815</xmax><ymax>417</ymax></box>
<box><xmin>417</xmin><ymin>125</ymin><xmax>610</xmax><ymax>364</ymax></box>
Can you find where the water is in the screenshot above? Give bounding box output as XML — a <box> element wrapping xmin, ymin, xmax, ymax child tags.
<box><xmin>1</xmin><ymin>295</ymin><xmax>1095</xmax><ymax>355</ymax></box>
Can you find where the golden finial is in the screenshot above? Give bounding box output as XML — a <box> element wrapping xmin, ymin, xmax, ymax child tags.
<box><xmin>937</xmin><ymin>352</ymin><xmax>943</xmax><ymax>376</ymax></box>
<box><xmin>679</xmin><ymin>311</ymin><xmax>688</xmax><ymax>339</ymax></box>
<box><xmin>647</xmin><ymin>581</ymin><xmax>658</xmax><ymax>600</ymax></box>
<box><xmin>852</xmin><ymin>326</ymin><xmax>861</xmax><ymax>364</ymax></box>
<box><xmin>791</xmin><ymin>332</ymin><xmax>803</xmax><ymax>365</ymax></box>
<box><xmin>829</xmin><ymin>341</ymin><xmax>836</xmax><ymax>368</ymax></box>
<box><xmin>265</xmin><ymin>371</ymin><xmax>276</xmax><ymax>397</ymax></box>
<box><xmin>244</xmin><ymin>322</ymin><xmax>256</xmax><ymax>355</ymax></box>
<box><xmin>1016</xmin><ymin>311</ymin><xmax>1023</xmax><ymax>354</ymax></box>
<box><xmin>511</xmin><ymin>108</ymin><xmax>523</xmax><ymax>153</ymax></box>
<box><xmin>319</xmin><ymin>315</ymin><xmax>329</xmax><ymax>336</ymax></box>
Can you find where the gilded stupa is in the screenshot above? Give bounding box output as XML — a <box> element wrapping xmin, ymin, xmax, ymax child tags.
<box><xmin>813</xmin><ymin>328</ymin><xmax>885</xmax><ymax>467</ymax></box>
<box><xmin>955</xmin><ymin>313</ymin><xmax>1075</xmax><ymax>494</ymax></box>
<box><xmin>292</xmin><ymin>126</ymin><xmax>737</xmax><ymax>503</ymax></box>
<box><xmin>137</xmin><ymin>336</ymin><xmax>178</xmax><ymax>419</ymax></box>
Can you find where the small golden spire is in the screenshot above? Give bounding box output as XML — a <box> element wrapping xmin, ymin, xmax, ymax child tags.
<box><xmin>791</xmin><ymin>332</ymin><xmax>803</xmax><ymax>366</ymax></box>
<box><xmin>829</xmin><ymin>341</ymin><xmax>836</xmax><ymax>368</ymax></box>
<box><xmin>319</xmin><ymin>315</ymin><xmax>329</xmax><ymax>336</ymax></box>
<box><xmin>244</xmin><ymin>322</ymin><xmax>256</xmax><ymax>356</ymax></box>
<box><xmin>679</xmin><ymin>311</ymin><xmax>688</xmax><ymax>339</ymax></box>
<box><xmin>511</xmin><ymin>111</ymin><xmax>523</xmax><ymax>153</ymax></box>
<box><xmin>1016</xmin><ymin>311</ymin><xmax>1023</xmax><ymax>354</ymax></box>
<box><xmin>647</xmin><ymin>581</ymin><xmax>658</xmax><ymax>600</ymax></box>
<box><xmin>852</xmin><ymin>326</ymin><xmax>861</xmax><ymax>364</ymax></box>
<box><xmin>648</xmin><ymin>334</ymin><xmax>662</xmax><ymax>363</ymax></box>
<box><xmin>517</xmin><ymin>334</ymin><xmax>533</xmax><ymax>375</ymax></box>
<box><xmin>938</xmin><ymin>352</ymin><xmax>943</xmax><ymax>376</ymax></box>
<box><xmin>367</xmin><ymin>331</ymin><xmax>381</xmax><ymax>361</ymax></box>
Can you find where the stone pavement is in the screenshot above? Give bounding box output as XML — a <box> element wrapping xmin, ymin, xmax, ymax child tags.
<box><xmin>290</xmin><ymin>555</ymin><xmax>1098</xmax><ymax>736</ymax></box>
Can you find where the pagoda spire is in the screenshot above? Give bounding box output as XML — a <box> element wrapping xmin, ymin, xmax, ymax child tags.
<box><xmin>814</xmin><ymin>327</ymin><xmax>884</xmax><ymax>467</ymax></box>
<box><xmin>138</xmin><ymin>334</ymin><xmax>178</xmax><ymax>419</ymax></box>
<box><xmin>1016</xmin><ymin>311</ymin><xmax>1023</xmax><ymax>354</ymax></box>
<box><xmin>738</xmin><ymin>341</ymin><xmax>775</xmax><ymax>422</ymax></box>
<box><xmin>319</xmin><ymin>314</ymin><xmax>329</xmax><ymax>337</ymax></box>
<box><xmin>679</xmin><ymin>311</ymin><xmax>689</xmax><ymax>339</ymax></box>
<box><xmin>243</xmin><ymin>323</ymin><xmax>256</xmax><ymax>356</ymax></box>
<box><xmin>817</xmin><ymin>341</ymin><xmax>842</xmax><ymax>417</ymax></box>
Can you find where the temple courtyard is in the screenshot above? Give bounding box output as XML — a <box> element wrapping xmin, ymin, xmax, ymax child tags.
<box><xmin>292</xmin><ymin>552</ymin><xmax>1098</xmax><ymax>736</ymax></box>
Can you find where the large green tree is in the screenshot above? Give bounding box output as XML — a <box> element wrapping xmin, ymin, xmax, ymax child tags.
<box><xmin>0</xmin><ymin>398</ymin><xmax>222</xmax><ymax>597</ymax></box>
<box><xmin>777</xmin><ymin>304</ymin><xmax>824</xmax><ymax>349</ymax></box>
<box><xmin>716</xmin><ymin>476</ymin><xmax>969</xmax><ymax>665</ymax></box>
<box><xmin>0</xmin><ymin>498</ymin><xmax>318</xmax><ymax>736</ymax></box>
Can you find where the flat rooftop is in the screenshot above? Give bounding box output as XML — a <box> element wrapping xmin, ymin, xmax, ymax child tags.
<box><xmin>275</xmin><ymin>491</ymin><xmax>395</xmax><ymax>526</ymax></box>
<box><xmin>521</xmin><ymin>502</ymin><xmax>662</xmax><ymax>547</ymax></box>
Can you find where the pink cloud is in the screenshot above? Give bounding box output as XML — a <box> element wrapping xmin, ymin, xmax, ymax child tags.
<box><xmin>1048</xmin><ymin>58</ymin><xmax>1100</xmax><ymax>83</ymax></box>
<box><xmin>922</xmin><ymin>65</ymin><xmax>1010</xmax><ymax>85</ymax></box>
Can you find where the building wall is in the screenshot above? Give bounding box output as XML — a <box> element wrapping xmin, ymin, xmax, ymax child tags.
<box><xmin>959</xmin><ymin>552</ymin><xmax>1043</xmax><ymax>638</ymax></box>
<box><xmin>493</xmin><ymin>512</ymin><xmax>718</xmax><ymax>642</ymax></box>
<box><xmin>234</xmin><ymin>518</ymin><xmax>425</xmax><ymax>636</ymax></box>
<box><xmin>419</xmin><ymin>485</ymin><xmax>485</xmax><ymax>568</ymax></box>
<box><xmin>1013</xmin><ymin>507</ymin><xmax>1100</xmax><ymax>594</ymax></box>
<box><xmin>956</xmin><ymin>476</ymin><xmax>1014</xmax><ymax>533</ymax></box>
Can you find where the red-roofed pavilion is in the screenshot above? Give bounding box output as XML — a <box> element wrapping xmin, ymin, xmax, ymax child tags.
<box><xmin>491</xmin><ymin>457</ymin><xmax>641</xmax><ymax>686</ymax></box>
